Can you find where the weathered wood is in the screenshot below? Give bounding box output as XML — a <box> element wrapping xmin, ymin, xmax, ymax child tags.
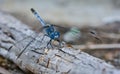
<box><xmin>0</xmin><ymin>12</ymin><xmax>120</xmax><ymax>74</ymax></box>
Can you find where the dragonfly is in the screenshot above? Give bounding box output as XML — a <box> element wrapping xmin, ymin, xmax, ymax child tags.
<box><xmin>31</xmin><ymin>8</ymin><xmax>61</xmax><ymax>46</ymax></box>
<box><xmin>16</xmin><ymin>8</ymin><xmax>61</xmax><ymax>59</ymax></box>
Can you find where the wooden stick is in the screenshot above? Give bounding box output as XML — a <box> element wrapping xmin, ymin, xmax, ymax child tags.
<box><xmin>73</xmin><ymin>44</ymin><xmax>120</xmax><ymax>50</ymax></box>
<box><xmin>101</xmin><ymin>33</ymin><xmax>120</xmax><ymax>39</ymax></box>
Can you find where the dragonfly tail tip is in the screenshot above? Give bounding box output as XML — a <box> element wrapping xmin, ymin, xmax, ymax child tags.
<box><xmin>31</xmin><ymin>8</ymin><xmax>35</xmax><ymax>13</ymax></box>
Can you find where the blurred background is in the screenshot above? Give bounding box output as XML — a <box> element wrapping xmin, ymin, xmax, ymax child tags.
<box><xmin>0</xmin><ymin>0</ymin><xmax>120</xmax><ymax>74</ymax></box>
<box><xmin>0</xmin><ymin>0</ymin><xmax>120</xmax><ymax>27</ymax></box>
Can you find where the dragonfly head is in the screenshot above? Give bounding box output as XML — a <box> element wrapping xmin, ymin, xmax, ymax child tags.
<box><xmin>54</xmin><ymin>31</ymin><xmax>60</xmax><ymax>39</ymax></box>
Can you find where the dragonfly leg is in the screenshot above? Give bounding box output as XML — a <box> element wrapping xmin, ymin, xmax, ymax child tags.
<box><xmin>46</xmin><ymin>39</ymin><xmax>53</xmax><ymax>48</ymax></box>
<box><xmin>56</xmin><ymin>39</ymin><xmax>61</xmax><ymax>48</ymax></box>
<box><xmin>40</xmin><ymin>34</ymin><xmax>48</xmax><ymax>43</ymax></box>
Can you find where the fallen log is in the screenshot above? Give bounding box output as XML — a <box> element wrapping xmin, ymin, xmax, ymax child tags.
<box><xmin>0</xmin><ymin>12</ymin><xmax>120</xmax><ymax>74</ymax></box>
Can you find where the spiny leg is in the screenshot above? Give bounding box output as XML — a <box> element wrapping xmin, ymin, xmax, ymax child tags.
<box><xmin>46</xmin><ymin>39</ymin><xmax>53</xmax><ymax>48</ymax></box>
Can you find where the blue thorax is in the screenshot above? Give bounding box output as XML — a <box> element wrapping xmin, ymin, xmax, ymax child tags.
<box><xmin>45</xmin><ymin>25</ymin><xmax>60</xmax><ymax>39</ymax></box>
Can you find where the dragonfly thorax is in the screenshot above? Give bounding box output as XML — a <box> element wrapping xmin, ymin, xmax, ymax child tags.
<box><xmin>44</xmin><ymin>25</ymin><xmax>60</xmax><ymax>39</ymax></box>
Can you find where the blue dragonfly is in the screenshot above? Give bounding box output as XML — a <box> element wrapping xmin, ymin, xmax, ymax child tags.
<box><xmin>17</xmin><ymin>8</ymin><xmax>61</xmax><ymax>58</ymax></box>
<box><xmin>31</xmin><ymin>8</ymin><xmax>61</xmax><ymax>47</ymax></box>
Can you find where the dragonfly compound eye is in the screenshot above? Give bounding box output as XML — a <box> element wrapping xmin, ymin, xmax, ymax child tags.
<box><xmin>54</xmin><ymin>32</ymin><xmax>60</xmax><ymax>38</ymax></box>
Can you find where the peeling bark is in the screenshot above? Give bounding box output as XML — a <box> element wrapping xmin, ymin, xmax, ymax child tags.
<box><xmin>0</xmin><ymin>12</ymin><xmax>120</xmax><ymax>74</ymax></box>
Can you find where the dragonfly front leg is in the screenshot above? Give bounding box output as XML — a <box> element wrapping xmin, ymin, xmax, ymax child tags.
<box><xmin>56</xmin><ymin>39</ymin><xmax>62</xmax><ymax>48</ymax></box>
<box><xmin>46</xmin><ymin>39</ymin><xmax>53</xmax><ymax>48</ymax></box>
<box><xmin>40</xmin><ymin>34</ymin><xmax>48</xmax><ymax>43</ymax></box>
